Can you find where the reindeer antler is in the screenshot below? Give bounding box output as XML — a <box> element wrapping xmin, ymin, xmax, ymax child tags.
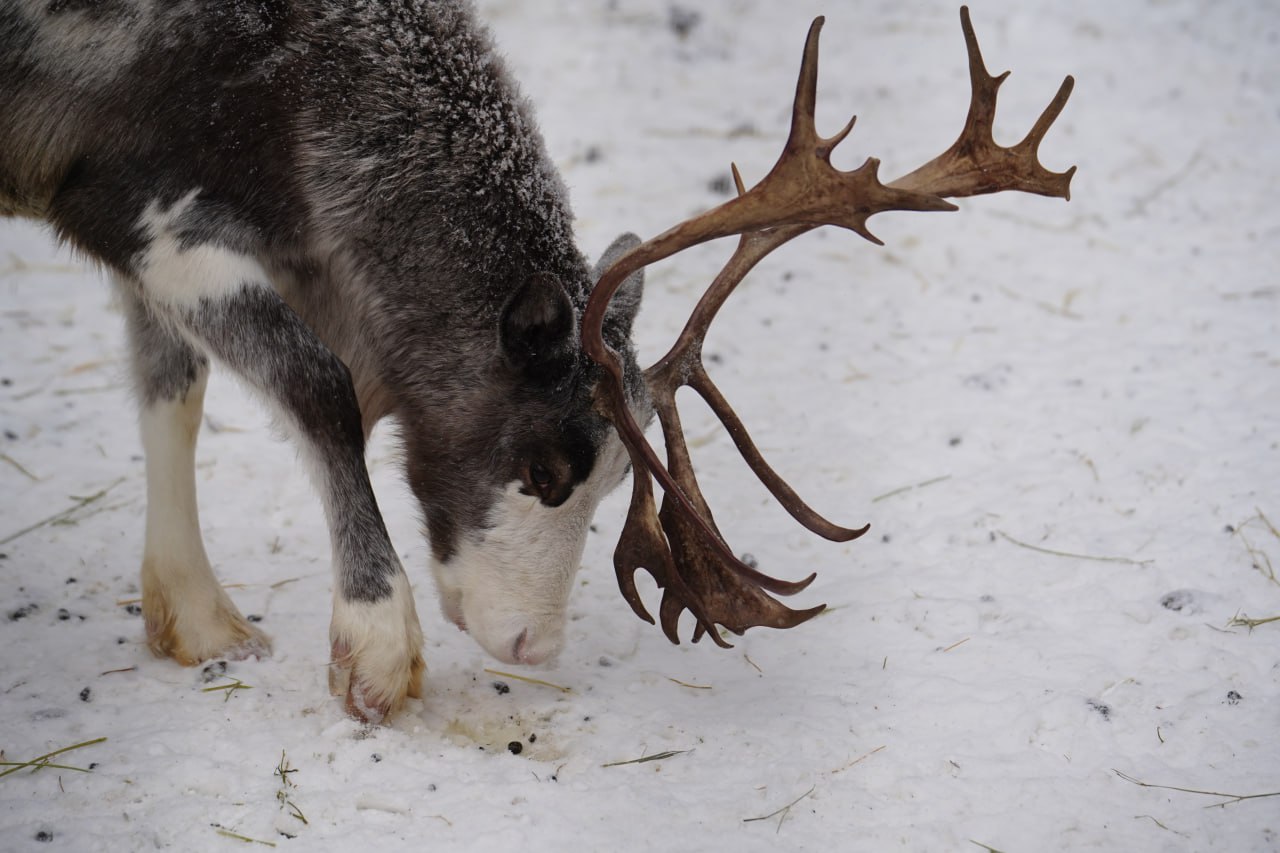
<box><xmin>582</xmin><ymin>7</ymin><xmax>1075</xmax><ymax>645</ymax></box>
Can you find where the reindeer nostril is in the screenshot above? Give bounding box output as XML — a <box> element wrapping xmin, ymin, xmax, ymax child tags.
<box><xmin>512</xmin><ymin>629</ymin><xmax>529</xmax><ymax>663</ymax></box>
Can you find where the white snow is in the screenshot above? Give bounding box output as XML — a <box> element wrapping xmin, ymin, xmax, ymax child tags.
<box><xmin>1</xmin><ymin>1</ymin><xmax>1277</xmax><ymax>851</ymax></box>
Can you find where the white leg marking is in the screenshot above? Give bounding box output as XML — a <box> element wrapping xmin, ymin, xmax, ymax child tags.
<box><xmin>329</xmin><ymin>571</ymin><xmax>425</xmax><ymax>723</ymax></box>
<box><xmin>140</xmin><ymin>373</ymin><xmax>271</xmax><ymax>663</ymax></box>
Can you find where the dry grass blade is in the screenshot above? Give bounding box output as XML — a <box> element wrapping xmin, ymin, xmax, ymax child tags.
<box><xmin>0</xmin><ymin>737</ymin><xmax>107</xmax><ymax>779</ymax></box>
<box><xmin>213</xmin><ymin>827</ymin><xmax>277</xmax><ymax>847</ymax></box>
<box><xmin>1134</xmin><ymin>815</ymin><xmax>1189</xmax><ymax>838</ymax></box>
<box><xmin>1227</xmin><ymin>612</ymin><xmax>1280</xmax><ymax>631</ymax></box>
<box><xmin>667</xmin><ymin>676</ymin><xmax>712</xmax><ymax>690</ymax></box>
<box><xmin>0</xmin><ymin>477</ymin><xmax>126</xmax><ymax>545</ymax></box>
<box><xmin>602</xmin><ymin>749</ymin><xmax>691</xmax><ymax>768</ymax></box>
<box><xmin>744</xmin><ymin>784</ymin><xmax>816</xmax><ymax>834</ymax></box>
<box><xmin>1232</xmin><ymin>510</ymin><xmax>1278</xmax><ymax>584</ymax></box>
<box><xmin>1113</xmin><ymin>769</ymin><xmax>1280</xmax><ymax>808</ymax></box>
<box><xmin>482</xmin><ymin>668</ymin><xmax>572</xmax><ymax>693</ymax></box>
<box><xmin>970</xmin><ymin>842</ymin><xmax>1010</xmax><ymax>853</ymax></box>
<box><xmin>1255</xmin><ymin>507</ymin><xmax>1280</xmax><ymax>540</ymax></box>
<box><xmin>0</xmin><ymin>452</ymin><xmax>39</xmax><ymax>481</ymax></box>
<box><xmin>831</xmin><ymin>744</ymin><xmax>886</xmax><ymax>774</ymax></box>
<box><xmin>872</xmin><ymin>475</ymin><xmax>951</xmax><ymax>503</ymax></box>
<box><xmin>997</xmin><ymin>530</ymin><xmax>1153</xmax><ymax>566</ymax></box>
<box><xmin>202</xmin><ymin>677</ymin><xmax>253</xmax><ymax>702</ymax></box>
<box><xmin>0</xmin><ymin>761</ymin><xmax>92</xmax><ymax>774</ymax></box>
<box><xmin>100</xmin><ymin>666</ymin><xmax>137</xmax><ymax>676</ymax></box>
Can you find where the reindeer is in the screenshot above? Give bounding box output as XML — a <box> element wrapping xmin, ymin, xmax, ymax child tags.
<box><xmin>2</xmin><ymin>0</ymin><xmax>647</xmax><ymax>722</ymax></box>
<box><xmin>1</xmin><ymin>0</ymin><xmax>1074</xmax><ymax>724</ymax></box>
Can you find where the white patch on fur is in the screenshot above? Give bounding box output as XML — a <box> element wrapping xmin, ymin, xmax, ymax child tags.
<box><xmin>432</xmin><ymin>433</ymin><xmax>632</xmax><ymax>666</ymax></box>
<box><xmin>140</xmin><ymin>374</ymin><xmax>270</xmax><ymax>660</ymax></box>
<box><xmin>135</xmin><ymin>190</ymin><xmax>267</xmax><ymax>307</ymax></box>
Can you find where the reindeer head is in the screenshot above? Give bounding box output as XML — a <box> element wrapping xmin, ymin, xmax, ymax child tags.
<box><xmin>407</xmin><ymin>236</ymin><xmax>648</xmax><ymax>667</ymax></box>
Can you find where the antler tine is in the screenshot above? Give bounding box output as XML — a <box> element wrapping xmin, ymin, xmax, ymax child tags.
<box><xmin>653</xmin><ymin>354</ymin><xmax>829</xmax><ymax>596</ymax></box>
<box><xmin>788</xmin><ymin>17</ymin><xmax>859</xmax><ymax>160</ymax></box>
<box><xmin>648</xmin><ymin>223</ymin><xmax>869</xmax><ymax>543</ymax></box>
<box><xmin>891</xmin><ymin>6</ymin><xmax>1076</xmax><ymax>200</ymax></box>
<box><xmin>1020</xmin><ymin>76</ymin><xmax>1076</xmax><ymax>193</ymax></box>
<box><xmin>957</xmin><ymin>5</ymin><xmax>1008</xmax><ymax>148</ymax></box>
<box><xmin>788</xmin><ymin>17</ymin><xmax>823</xmax><ymax>146</ymax></box>
<box><xmin>687</xmin><ymin>363</ymin><xmax>870</xmax><ymax>542</ymax></box>
<box><xmin>584</xmin><ymin>7</ymin><xmax>1076</xmax><ymax>648</ymax></box>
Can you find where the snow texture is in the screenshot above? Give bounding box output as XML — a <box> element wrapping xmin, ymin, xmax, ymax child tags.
<box><xmin>1</xmin><ymin>1</ymin><xmax>1277</xmax><ymax>850</ymax></box>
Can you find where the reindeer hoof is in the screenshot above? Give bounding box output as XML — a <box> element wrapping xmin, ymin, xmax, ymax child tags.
<box><xmin>143</xmin><ymin>582</ymin><xmax>272</xmax><ymax>666</ymax></box>
<box><xmin>329</xmin><ymin>638</ymin><xmax>425</xmax><ymax>724</ymax></box>
<box><xmin>327</xmin><ymin>573</ymin><xmax>425</xmax><ymax>723</ymax></box>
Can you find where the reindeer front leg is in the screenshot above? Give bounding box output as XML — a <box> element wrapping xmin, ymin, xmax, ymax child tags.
<box><xmin>95</xmin><ymin>191</ymin><xmax>424</xmax><ymax>723</ymax></box>
<box><xmin>176</xmin><ymin>283</ymin><xmax>424</xmax><ymax>723</ymax></box>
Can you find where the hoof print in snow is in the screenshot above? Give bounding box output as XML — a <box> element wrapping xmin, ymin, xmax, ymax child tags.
<box><xmin>9</xmin><ymin>603</ymin><xmax>38</xmax><ymax>621</ymax></box>
<box><xmin>201</xmin><ymin>661</ymin><xmax>229</xmax><ymax>683</ymax></box>
<box><xmin>667</xmin><ymin>6</ymin><xmax>701</xmax><ymax>40</ymax></box>
<box><xmin>1159</xmin><ymin>589</ymin><xmax>1200</xmax><ymax>613</ymax></box>
<box><xmin>1086</xmin><ymin>699</ymin><xmax>1112</xmax><ymax>721</ymax></box>
<box><xmin>1226</xmin><ymin>690</ymin><xmax>1243</xmax><ymax>705</ymax></box>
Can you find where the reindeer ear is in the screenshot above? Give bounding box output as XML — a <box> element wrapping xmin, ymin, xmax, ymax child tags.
<box><xmin>500</xmin><ymin>272</ymin><xmax>576</xmax><ymax>374</ymax></box>
<box><xmin>594</xmin><ymin>233</ymin><xmax>644</xmax><ymax>342</ymax></box>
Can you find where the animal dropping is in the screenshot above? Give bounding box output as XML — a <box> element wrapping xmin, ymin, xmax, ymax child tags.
<box><xmin>0</xmin><ymin>2</ymin><xmax>1074</xmax><ymax>723</ymax></box>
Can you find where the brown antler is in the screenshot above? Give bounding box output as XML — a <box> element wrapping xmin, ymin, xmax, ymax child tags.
<box><xmin>582</xmin><ymin>6</ymin><xmax>1075</xmax><ymax>645</ymax></box>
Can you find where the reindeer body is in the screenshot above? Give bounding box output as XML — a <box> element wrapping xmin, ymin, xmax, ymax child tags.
<box><xmin>1</xmin><ymin>0</ymin><xmax>645</xmax><ymax>721</ymax></box>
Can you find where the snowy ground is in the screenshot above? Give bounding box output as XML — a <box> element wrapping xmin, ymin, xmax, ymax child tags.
<box><xmin>2</xmin><ymin>1</ymin><xmax>1277</xmax><ymax>850</ymax></box>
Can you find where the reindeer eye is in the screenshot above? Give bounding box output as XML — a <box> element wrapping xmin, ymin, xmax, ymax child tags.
<box><xmin>529</xmin><ymin>463</ymin><xmax>553</xmax><ymax>489</ymax></box>
<box><xmin>519</xmin><ymin>459</ymin><xmax>561</xmax><ymax>502</ymax></box>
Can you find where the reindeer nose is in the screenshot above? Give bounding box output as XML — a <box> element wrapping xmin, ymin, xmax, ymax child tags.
<box><xmin>510</xmin><ymin>628</ymin><xmax>556</xmax><ymax>666</ymax></box>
